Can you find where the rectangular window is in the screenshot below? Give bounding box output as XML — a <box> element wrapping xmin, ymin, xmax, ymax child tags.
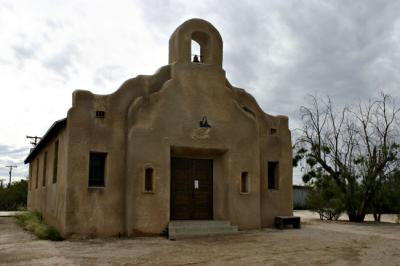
<box><xmin>42</xmin><ymin>152</ymin><xmax>47</xmax><ymax>186</ymax></box>
<box><xmin>53</xmin><ymin>140</ymin><xmax>59</xmax><ymax>183</ymax></box>
<box><xmin>96</xmin><ymin>111</ymin><xmax>105</xmax><ymax>118</ymax></box>
<box><xmin>29</xmin><ymin>163</ymin><xmax>32</xmax><ymax>191</ymax></box>
<box><xmin>268</xmin><ymin>162</ymin><xmax>279</xmax><ymax>189</ymax></box>
<box><xmin>144</xmin><ymin>168</ymin><xmax>154</xmax><ymax>192</ymax></box>
<box><xmin>35</xmin><ymin>158</ymin><xmax>39</xmax><ymax>189</ymax></box>
<box><xmin>240</xmin><ymin>172</ymin><xmax>249</xmax><ymax>193</ymax></box>
<box><xmin>89</xmin><ymin>152</ymin><xmax>106</xmax><ymax>187</ymax></box>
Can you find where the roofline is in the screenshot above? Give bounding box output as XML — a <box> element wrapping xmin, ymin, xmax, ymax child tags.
<box><xmin>24</xmin><ymin>118</ymin><xmax>67</xmax><ymax>164</ymax></box>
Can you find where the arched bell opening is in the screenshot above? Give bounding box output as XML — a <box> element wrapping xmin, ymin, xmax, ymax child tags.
<box><xmin>191</xmin><ymin>31</ymin><xmax>210</xmax><ymax>64</ymax></box>
<box><xmin>191</xmin><ymin>40</ymin><xmax>201</xmax><ymax>63</ymax></box>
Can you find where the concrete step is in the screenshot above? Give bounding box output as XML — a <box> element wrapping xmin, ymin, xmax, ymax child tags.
<box><xmin>172</xmin><ymin>226</ymin><xmax>238</xmax><ymax>235</ymax></box>
<box><xmin>169</xmin><ymin>220</ymin><xmax>231</xmax><ymax>228</ymax></box>
<box><xmin>168</xmin><ymin>220</ymin><xmax>238</xmax><ymax>240</ymax></box>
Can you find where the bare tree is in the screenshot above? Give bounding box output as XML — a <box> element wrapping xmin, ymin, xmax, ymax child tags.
<box><xmin>295</xmin><ymin>93</ymin><xmax>400</xmax><ymax>222</ymax></box>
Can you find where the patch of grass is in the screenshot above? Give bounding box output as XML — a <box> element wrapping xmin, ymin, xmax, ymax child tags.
<box><xmin>16</xmin><ymin>211</ymin><xmax>64</xmax><ymax>241</ymax></box>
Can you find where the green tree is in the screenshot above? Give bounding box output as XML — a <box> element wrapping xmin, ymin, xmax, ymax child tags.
<box><xmin>371</xmin><ymin>170</ymin><xmax>400</xmax><ymax>221</ymax></box>
<box><xmin>0</xmin><ymin>180</ymin><xmax>28</xmax><ymax>211</ymax></box>
<box><xmin>294</xmin><ymin>93</ymin><xmax>400</xmax><ymax>222</ymax></box>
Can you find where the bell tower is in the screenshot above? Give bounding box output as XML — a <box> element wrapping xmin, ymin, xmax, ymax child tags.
<box><xmin>168</xmin><ymin>19</ymin><xmax>223</xmax><ymax>68</ymax></box>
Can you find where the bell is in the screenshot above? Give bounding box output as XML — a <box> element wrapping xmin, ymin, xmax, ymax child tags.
<box><xmin>199</xmin><ymin>116</ymin><xmax>211</xmax><ymax>128</ymax></box>
<box><xmin>193</xmin><ymin>54</ymin><xmax>200</xmax><ymax>63</ymax></box>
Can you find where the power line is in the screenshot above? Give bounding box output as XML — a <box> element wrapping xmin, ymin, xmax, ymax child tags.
<box><xmin>4</xmin><ymin>165</ymin><xmax>17</xmax><ymax>187</ymax></box>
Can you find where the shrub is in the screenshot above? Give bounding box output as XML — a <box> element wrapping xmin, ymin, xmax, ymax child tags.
<box><xmin>15</xmin><ymin>211</ymin><xmax>63</xmax><ymax>241</ymax></box>
<box><xmin>306</xmin><ymin>178</ymin><xmax>345</xmax><ymax>220</ymax></box>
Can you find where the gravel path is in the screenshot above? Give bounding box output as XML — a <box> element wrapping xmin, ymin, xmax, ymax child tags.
<box><xmin>0</xmin><ymin>212</ymin><xmax>399</xmax><ymax>265</ymax></box>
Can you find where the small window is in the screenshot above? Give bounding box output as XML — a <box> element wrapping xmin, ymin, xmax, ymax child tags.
<box><xmin>268</xmin><ymin>162</ymin><xmax>279</xmax><ymax>189</ymax></box>
<box><xmin>96</xmin><ymin>111</ymin><xmax>105</xmax><ymax>118</ymax></box>
<box><xmin>35</xmin><ymin>158</ymin><xmax>39</xmax><ymax>189</ymax></box>
<box><xmin>42</xmin><ymin>152</ymin><xmax>47</xmax><ymax>186</ymax></box>
<box><xmin>144</xmin><ymin>168</ymin><xmax>154</xmax><ymax>192</ymax></box>
<box><xmin>242</xmin><ymin>106</ymin><xmax>255</xmax><ymax>118</ymax></box>
<box><xmin>270</xmin><ymin>128</ymin><xmax>277</xmax><ymax>135</ymax></box>
<box><xmin>240</xmin><ymin>172</ymin><xmax>249</xmax><ymax>193</ymax></box>
<box><xmin>89</xmin><ymin>152</ymin><xmax>106</xmax><ymax>187</ymax></box>
<box><xmin>29</xmin><ymin>164</ymin><xmax>32</xmax><ymax>191</ymax></box>
<box><xmin>53</xmin><ymin>140</ymin><xmax>59</xmax><ymax>183</ymax></box>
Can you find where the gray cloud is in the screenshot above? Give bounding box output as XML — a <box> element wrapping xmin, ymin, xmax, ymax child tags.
<box><xmin>45</xmin><ymin>18</ymin><xmax>65</xmax><ymax>31</ymax></box>
<box><xmin>0</xmin><ymin>144</ymin><xmax>30</xmax><ymax>183</ymax></box>
<box><xmin>0</xmin><ymin>144</ymin><xmax>30</xmax><ymax>158</ymax></box>
<box><xmin>136</xmin><ymin>0</ymin><xmax>400</xmax><ymax>116</ymax></box>
<box><xmin>43</xmin><ymin>43</ymin><xmax>80</xmax><ymax>81</ymax></box>
<box><xmin>266</xmin><ymin>0</ymin><xmax>400</xmax><ymax>103</ymax></box>
<box><xmin>13</xmin><ymin>42</ymin><xmax>37</xmax><ymax>61</ymax></box>
<box><xmin>135</xmin><ymin>0</ymin><xmax>187</xmax><ymax>40</ymax></box>
<box><xmin>11</xmin><ymin>33</ymin><xmax>42</xmax><ymax>68</ymax></box>
<box><xmin>93</xmin><ymin>65</ymin><xmax>126</xmax><ymax>89</ymax></box>
<box><xmin>10</xmin><ymin>16</ymin><xmax>78</xmax><ymax>81</ymax></box>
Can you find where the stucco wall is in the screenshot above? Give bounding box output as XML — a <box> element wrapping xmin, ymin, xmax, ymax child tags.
<box><xmin>259</xmin><ymin>116</ymin><xmax>293</xmax><ymax>226</ymax></box>
<box><xmin>125</xmin><ymin>62</ymin><xmax>262</xmax><ymax>234</ymax></box>
<box><xmin>64</xmin><ymin>65</ymin><xmax>171</xmax><ymax>237</ymax></box>
<box><xmin>27</xmin><ymin>128</ymin><xmax>68</xmax><ymax>234</ymax></box>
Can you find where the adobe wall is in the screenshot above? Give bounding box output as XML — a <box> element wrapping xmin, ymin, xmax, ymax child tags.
<box><xmin>64</xmin><ymin>66</ymin><xmax>171</xmax><ymax>237</ymax></box>
<box><xmin>27</xmin><ymin>128</ymin><xmax>68</xmax><ymax>235</ymax></box>
<box><xmin>260</xmin><ymin>115</ymin><xmax>293</xmax><ymax>226</ymax></box>
<box><xmin>228</xmin><ymin>83</ymin><xmax>293</xmax><ymax>227</ymax></box>
<box><xmin>125</xmin><ymin>62</ymin><xmax>262</xmax><ymax>234</ymax></box>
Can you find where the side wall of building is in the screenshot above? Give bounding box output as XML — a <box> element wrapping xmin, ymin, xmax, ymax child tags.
<box><xmin>27</xmin><ymin>129</ymin><xmax>68</xmax><ymax>234</ymax></box>
<box><xmin>64</xmin><ymin>92</ymin><xmax>127</xmax><ymax>237</ymax></box>
<box><xmin>229</xmin><ymin>85</ymin><xmax>293</xmax><ymax>227</ymax></box>
<box><xmin>260</xmin><ymin>116</ymin><xmax>293</xmax><ymax>226</ymax></box>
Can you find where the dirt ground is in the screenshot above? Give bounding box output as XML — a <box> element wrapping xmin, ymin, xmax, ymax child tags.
<box><xmin>0</xmin><ymin>211</ymin><xmax>399</xmax><ymax>266</ymax></box>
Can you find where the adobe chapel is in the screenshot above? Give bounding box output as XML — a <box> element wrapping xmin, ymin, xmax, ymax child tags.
<box><xmin>25</xmin><ymin>18</ymin><xmax>293</xmax><ymax>238</ymax></box>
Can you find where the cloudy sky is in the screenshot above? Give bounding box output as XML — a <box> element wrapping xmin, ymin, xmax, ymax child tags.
<box><xmin>1</xmin><ymin>0</ymin><xmax>400</xmax><ymax>185</ymax></box>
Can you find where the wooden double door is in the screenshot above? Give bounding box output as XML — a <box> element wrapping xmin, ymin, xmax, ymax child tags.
<box><xmin>171</xmin><ymin>157</ymin><xmax>213</xmax><ymax>220</ymax></box>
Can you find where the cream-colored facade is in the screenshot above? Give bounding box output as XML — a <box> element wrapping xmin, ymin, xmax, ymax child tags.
<box><xmin>25</xmin><ymin>19</ymin><xmax>293</xmax><ymax>238</ymax></box>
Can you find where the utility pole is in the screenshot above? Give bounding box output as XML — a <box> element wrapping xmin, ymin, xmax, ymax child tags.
<box><xmin>5</xmin><ymin>165</ymin><xmax>17</xmax><ymax>187</ymax></box>
<box><xmin>26</xmin><ymin>136</ymin><xmax>41</xmax><ymax>146</ymax></box>
<box><xmin>26</xmin><ymin>136</ymin><xmax>41</xmax><ymax>152</ymax></box>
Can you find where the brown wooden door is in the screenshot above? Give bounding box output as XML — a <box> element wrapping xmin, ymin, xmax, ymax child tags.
<box><xmin>171</xmin><ymin>157</ymin><xmax>213</xmax><ymax>220</ymax></box>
